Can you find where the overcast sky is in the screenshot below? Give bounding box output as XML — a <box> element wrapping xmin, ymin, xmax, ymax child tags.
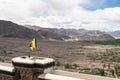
<box><xmin>0</xmin><ymin>0</ymin><xmax>120</xmax><ymax>31</ymax></box>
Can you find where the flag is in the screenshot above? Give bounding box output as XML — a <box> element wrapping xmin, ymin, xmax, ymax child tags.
<box><xmin>29</xmin><ymin>38</ymin><xmax>37</xmax><ymax>51</ymax></box>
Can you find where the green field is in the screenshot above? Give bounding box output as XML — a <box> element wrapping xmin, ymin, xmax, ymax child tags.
<box><xmin>89</xmin><ymin>39</ymin><xmax>120</xmax><ymax>46</ymax></box>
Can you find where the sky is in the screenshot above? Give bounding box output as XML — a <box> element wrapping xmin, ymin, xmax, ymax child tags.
<box><xmin>0</xmin><ymin>0</ymin><xmax>120</xmax><ymax>31</ymax></box>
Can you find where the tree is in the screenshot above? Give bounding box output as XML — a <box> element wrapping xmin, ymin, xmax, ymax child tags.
<box><xmin>55</xmin><ymin>61</ymin><xmax>61</xmax><ymax>66</ymax></box>
<box><xmin>64</xmin><ymin>64</ymin><xmax>71</xmax><ymax>69</ymax></box>
<box><xmin>99</xmin><ymin>69</ymin><xmax>105</xmax><ymax>76</ymax></box>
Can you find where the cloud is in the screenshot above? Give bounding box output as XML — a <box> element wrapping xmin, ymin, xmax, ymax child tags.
<box><xmin>0</xmin><ymin>0</ymin><xmax>120</xmax><ymax>31</ymax></box>
<box><xmin>82</xmin><ymin>7</ymin><xmax>120</xmax><ymax>31</ymax></box>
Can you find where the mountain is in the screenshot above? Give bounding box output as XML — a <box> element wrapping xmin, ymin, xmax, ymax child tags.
<box><xmin>24</xmin><ymin>25</ymin><xmax>42</xmax><ymax>31</ymax></box>
<box><xmin>37</xmin><ymin>28</ymin><xmax>114</xmax><ymax>40</ymax></box>
<box><xmin>38</xmin><ymin>30</ymin><xmax>70</xmax><ymax>40</ymax></box>
<box><xmin>24</xmin><ymin>25</ymin><xmax>70</xmax><ymax>40</ymax></box>
<box><xmin>113</xmin><ymin>31</ymin><xmax>120</xmax><ymax>35</ymax></box>
<box><xmin>72</xmin><ymin>30</ymin><xmax>115</xmax><ymax>41</ymax></box>
<box><xmin>108</xmin><ymin>30</ymin><xmax>120</xmax><ymax>39</ymax></box>
<box><xmin>25</xmin><ymin>25</ymin><xmax>115</xmax><ymax>41</ymax></box>
<box><xmin>0</xmin><ymin>20</ymin><xmax>41</xmax><ymax>39</ymax></box>
<box><xmin>79</xmin><ymin>34</ymin><xmax>115</xmax><ymax>40</ymax></box>
<box><xmin>0</xmin><ymin>20</ymin><xmax>69</xmax><ymax>40</ymax></box>
<box><xmin>0</xmin><ymin>20</ymin><xmax>115</xmax><ymax>41</ymax></box>
<box><xmin>24</xmin><ymin>25</ymin><xmax>104</xmax><ymax>36</ymax></box>
<box><xmin>53</xmin><ymin>29</ymin><xmax>115</xmax><ymax>40</ymax></box>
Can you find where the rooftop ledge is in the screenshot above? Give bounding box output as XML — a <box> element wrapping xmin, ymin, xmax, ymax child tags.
<box><xmin>12</xmin><ymin>56</ymin><xmax>55</xmax><ymax>65</ymax></box>
<box><xmin>0</xmin><ymin>65</ymin><xmax>15</xmax><ymax>72</ymax></box>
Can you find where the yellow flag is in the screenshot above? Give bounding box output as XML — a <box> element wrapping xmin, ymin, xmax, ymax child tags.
<box><xmin>29</xmin><ymin>38</ymin><xmax>37</xmax><ymax>51</ymax></box>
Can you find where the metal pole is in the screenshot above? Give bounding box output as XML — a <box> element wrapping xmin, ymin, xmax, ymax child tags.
<box><xmin>29</xmin><ymin>52</ymin><xmax>31</xmax><ymax>58</ymax></box>
<box><xmin>29</xmin><ymin>50</ymin><xmax>31</xmax><ymax>58</ymax></box>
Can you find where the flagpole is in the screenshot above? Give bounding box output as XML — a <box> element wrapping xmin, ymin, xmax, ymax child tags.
<box><xmin>29</xmin><ymin>48</ymin><xmax>33</xmax><ymax>58</ymax></box>
<box><xmin>29</xmin><ymin>51</ymin><xmax>31</xmax><ymax>58</ymax></box>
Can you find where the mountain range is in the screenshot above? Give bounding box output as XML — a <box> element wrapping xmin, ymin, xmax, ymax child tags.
<box><xmin>25</xmin><ymin>25</ymin><xmax>115</xmax><ymax>41</ymax></box>
<box><xmin>0</xmin><ymin>20</ymin><xmax>69</xmax><ymax>40</ymax></box>
<box><xmin>0</xmin><ymin>20</ymin><xmax>119</xmax><ymax>41</ymax></box>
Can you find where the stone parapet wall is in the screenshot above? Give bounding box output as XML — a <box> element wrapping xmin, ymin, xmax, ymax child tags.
<box><xmin>15</xmin><ymin>67</ymin><xmax>33</xmax><ymax>80</ymax></box>
<box><xmin>0</xmin><ymin>73</ymin><xmax>14</xmax><ymax>80</ymax></box>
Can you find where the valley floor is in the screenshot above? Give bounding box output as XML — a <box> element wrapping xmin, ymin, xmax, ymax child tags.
<box><xmin>0</xmin><ymin>38</ymin><xmax>120</xmax><ymax>78</ymax></box>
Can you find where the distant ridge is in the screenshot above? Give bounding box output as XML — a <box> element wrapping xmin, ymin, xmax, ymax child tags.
<box><xmin>0</xmin><ymin>20</ymin><xmax>116</xmax><ymax>40</ymax></box>
<box><xmin>0</xmin><ymin>20</ymin><xmax>41</xmax><ymax>39</ymax></box>
<box><xmin>25</xmin><ymin>25</ymin><xmax>115</xmax><ymax>41</ymax></box>
<box><xmin>0</xmin><ymin>20</ymin><xmax>69</xmax><ymax>40</ymax></box>
<box><xmin>25</xmin><ymin>25</ymin><xmax>42</xmax><ymax>31</ymax></box>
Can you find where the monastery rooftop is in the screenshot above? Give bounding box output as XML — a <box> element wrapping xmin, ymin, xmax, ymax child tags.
<box><xmin>12</xmin><ymin>56</ymin><xmax>55</xmax><ymax>65</ymax></box>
